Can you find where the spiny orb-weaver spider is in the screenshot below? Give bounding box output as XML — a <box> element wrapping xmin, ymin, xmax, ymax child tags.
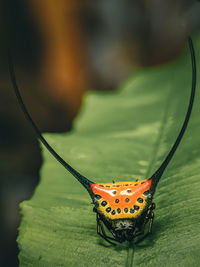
<box><xmin>9</xmin><ymin>37</ymin><xmax>196</xmax><ymax>245</ymax></box>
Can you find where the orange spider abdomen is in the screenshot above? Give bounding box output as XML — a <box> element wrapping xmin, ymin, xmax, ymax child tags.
<box><xmin>90</xmin><ymin>179</ymin><xmax>152</xmax><ymax>219</ymax></box>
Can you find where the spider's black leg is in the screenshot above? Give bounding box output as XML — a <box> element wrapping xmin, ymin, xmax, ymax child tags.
<box><xmin>100</xmin><ymin>222</ymin><xmax>118</xmax><ymax>243</ymax></box>
<box><xmin>96</xmin><ymin>214</ymin><xmax>117</xmax><ymax>245</ymax></box>
<box><xmin>135</xmin><ymin>214</ymin><xmax>154</xmax><ymax>245</ymax></box>
<box><xmin>147</xmin><ymin>203</ymin><xmax>155</xmax><ymax>234</ymax></box>
<box><xmin>97</xmin><ymin>214</ymin><xmax>117</xmax><ymax>241</ymax></box>
<box><xmin>98</xmin><ymin>215</ymin><xmax>120</xmax><ymax>243</ymax></box>
<box><xmin>97</xmin><ymin>219</ymin><xmax>115</xmax><ymax>245</ymax></box>
<box><xmin>135</xmin><ymin>207</ymin><xmax>155</xmax><ymax>245</ymax></box>
<box><xmin>148</xmin><ymin>209</ymin><xmax>155</xmax><ymax>234</ymax></box>
<box><xmin>97</xmin><ymin>217</ymin><xmax>103</xmax><ymax>238</ymax></box>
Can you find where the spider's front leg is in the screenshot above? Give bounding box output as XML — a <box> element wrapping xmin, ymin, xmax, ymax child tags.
<box><xmin>135</xmin><ymin>203</ymin><xmax>155</xmax><ymax>244</ymax></box>
<box><xmin>96</xmin><ymin>214</ymin><xmax>117</xmax><ymax>245</ymax></box>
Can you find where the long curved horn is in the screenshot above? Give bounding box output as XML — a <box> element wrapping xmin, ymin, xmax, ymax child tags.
<box><xmin>151</xmin><ymin>37</ymin><xmax>196</xmax><ymax>189</ymax></box>
<box><xmin>8</xmin><ymin>59</ymin><xmax>94</xmax><ymax>192</ymax></box>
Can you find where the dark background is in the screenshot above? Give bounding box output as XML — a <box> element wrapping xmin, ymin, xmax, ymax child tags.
<box><xmin>0</xmin><ymin>1</ymin><xmax>200</xmax><ymax>266</ymax></box>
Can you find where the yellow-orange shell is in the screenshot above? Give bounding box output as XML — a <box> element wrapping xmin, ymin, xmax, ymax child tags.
<box><xmin>90</xmin><ymin>179</ymin><xmax>152</xmax><ymax>220</ymax></box>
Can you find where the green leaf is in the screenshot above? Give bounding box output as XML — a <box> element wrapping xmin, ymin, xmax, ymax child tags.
<box><xmin>18</xmin><ymin>36</ymin><xmax>200</xmax><ymax>267</ymax></box>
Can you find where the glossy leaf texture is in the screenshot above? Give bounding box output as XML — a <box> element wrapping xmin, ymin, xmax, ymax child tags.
<box><xmin>18</xmin><ymin>35</ymin><xmax>200</xmax><ymax>267</ymax></box>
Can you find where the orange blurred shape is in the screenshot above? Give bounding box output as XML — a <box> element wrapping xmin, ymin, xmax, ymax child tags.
<box><xmin>30</xmin><ymin>0</ymin><xmax>90</xmax><ymax>118</ymax></box>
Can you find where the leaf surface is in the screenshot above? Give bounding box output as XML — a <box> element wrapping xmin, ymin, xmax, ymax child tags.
<box><xmin>18</xmin><ymin>36</ymin><xmax>200</xmax><ymax>267</ymax></box>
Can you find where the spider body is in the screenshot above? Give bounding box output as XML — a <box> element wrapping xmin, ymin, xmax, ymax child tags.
<box><xmin>9</xmin><ymin>37</ymin><xmax>196</xmax><ymax>245</ymax></box>
<box><xmin>91</xmin><ymin>179</ymin><xmax>152</xmax><ymax>220</ymax></box>
<box><xmin>90</xmin><ymin>179</ymin><xmax>155</xmax><ymax>243</ymax></box>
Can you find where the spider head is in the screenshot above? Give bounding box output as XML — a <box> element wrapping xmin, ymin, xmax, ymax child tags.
<box><xmin>111</xmin><ymin>219</ymin><xmax>137</xmax><ymax>242</ymax></box>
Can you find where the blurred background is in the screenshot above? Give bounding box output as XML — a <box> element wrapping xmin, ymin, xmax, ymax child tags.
<box><xmin>0</xmin><ymin>0</ymin><xmax>200</xmax><ymax>266</ymax></box>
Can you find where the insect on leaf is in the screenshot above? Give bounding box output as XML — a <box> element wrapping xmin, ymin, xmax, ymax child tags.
<box><xmin>18</xmin><ymin>35</ymin><xmax>200</xmax><ymax>266</ymax></box>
